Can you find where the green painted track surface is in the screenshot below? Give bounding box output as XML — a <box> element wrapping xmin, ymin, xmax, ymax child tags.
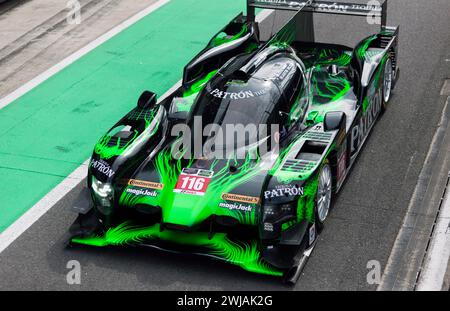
<box><xmin>0</xmin><ymin>0</ymin><xmax>246</xmax><ymax>232</ymax></box>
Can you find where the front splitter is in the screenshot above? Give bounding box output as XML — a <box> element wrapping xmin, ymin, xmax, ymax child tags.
<box><xmin>71</xmin><ymin>222</ymin><xmax>284</xmax><ymax>277</ymax></box>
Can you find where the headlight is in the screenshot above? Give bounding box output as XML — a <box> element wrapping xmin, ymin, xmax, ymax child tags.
<box><xmin>91</xmin><ymin>176</ymin><xmax>114</xmax><ymax>210</ymax></box>
<box><xmin>92</xmin><ymin>177</ymin><xmax>113</xmax><ymax>198</ymax></box>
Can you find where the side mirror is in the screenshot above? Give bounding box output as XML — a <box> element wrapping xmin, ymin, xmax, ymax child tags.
<box><xmin>324</xmin><ymin>111</ymin><xmax>346</xmax><ymax>132</ymax></box>
<box><xmin>137</xmin><ymin>91</ymin><xmax>157</xmax><ymax>109</ymax></box>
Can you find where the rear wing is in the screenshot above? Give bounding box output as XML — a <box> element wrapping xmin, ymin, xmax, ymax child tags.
<box><xmin>247</xmin><ymin>0</ymin><xmax>400</xmax><ymax>90</ymax></box>
<box><xmin>247</xmin><ymin>0</ymin><xmax>388</xmax><ymax>29</ymax></box>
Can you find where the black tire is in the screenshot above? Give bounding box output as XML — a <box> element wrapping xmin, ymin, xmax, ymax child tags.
<box><xmin>382</xmin><ymin>58</ymin><xmax>393</xmax><ymax>111</ymax></box>
<box><xmin>314</xmin><ymin>161</ymin><xmax>332</xmax><ymax>231</ymax></box>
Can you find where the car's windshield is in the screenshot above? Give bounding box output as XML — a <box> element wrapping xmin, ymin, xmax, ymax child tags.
<box><xmin>189</xmin><ymin>77</ymin><xmax>282</xmax><ymax>153</ymax></box>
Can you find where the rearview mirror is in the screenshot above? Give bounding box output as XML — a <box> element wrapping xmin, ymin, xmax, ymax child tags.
<box><xmin>324</xmin><ymin>111</ymin><xmax>346</xmax><ymax>132</ymax></box>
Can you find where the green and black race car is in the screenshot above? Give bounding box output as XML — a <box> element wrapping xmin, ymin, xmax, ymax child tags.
<box><xmin>69</xmin><ymin>0</ymin><xmax>400</xmax><ymax>284</ymax></box>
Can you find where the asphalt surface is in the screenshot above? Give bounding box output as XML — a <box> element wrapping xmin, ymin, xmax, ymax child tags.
<box><xmin>1</xmin><ymin>0</ymin><xmax>450</xmax><ymax>290</ymax></box>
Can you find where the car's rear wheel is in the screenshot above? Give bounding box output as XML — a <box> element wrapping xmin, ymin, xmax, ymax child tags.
<box><xmin>383</xmin><ymin>58</ymin><xmax>393</xmax><ymax>104</ymax></box>
<box><xmin>315</xmin><ymin>162</ymin><xmax>332</xmax><ymax>230</ymax></box>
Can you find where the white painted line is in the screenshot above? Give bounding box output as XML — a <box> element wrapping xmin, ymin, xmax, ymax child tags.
<box><xmin>378</xmin><ymin>97</ymin><xmax>450</xmax><ymax>291</ymax></box>
<box><xmin>0</xmin><ymin>9</ymin><xmax>273</xmax><ymax>254</ymax></box>
<box><xmin>416</xmin><ymin>176</ymin><xmax>450</xmax><ymax>291</ymax></box>
<box><xmin>0</xmin><ymin>81</ymin><xmax>181</xmax><ymax>254</ymax></box>
<box><xmin>441</xmin><ymin>80</ymin><xmax>450</xmax><ymax>96</ymax></box>
<box><xmin>0</xmin><ymin>0</ymin><xmax>171</xmax><ymax>253</ymax></box>
<box><xmin>0</xmin><ymin>0</ymin><xmax>171</xmax><ymax>110</ymax></box>
<box><xmin>0</xmin><ymin>161</ymin><xmax>89</xmax><ymax>253</ymax></box>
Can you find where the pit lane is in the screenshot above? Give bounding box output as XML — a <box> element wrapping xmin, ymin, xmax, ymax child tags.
<box><xmin>0</xmin><ymin>0</ymin><xmax>450</xmax><ymax>290</ymax></box>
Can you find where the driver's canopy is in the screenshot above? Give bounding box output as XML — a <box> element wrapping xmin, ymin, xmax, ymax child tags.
<box><xmin>186</xmin><ymin>54</ymin><xmax>306</xmax><ymax>158</ymax></box>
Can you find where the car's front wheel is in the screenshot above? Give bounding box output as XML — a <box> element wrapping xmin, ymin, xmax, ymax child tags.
<box><xmin>315</xmin><ymin>162</ymin><xmax>332</xmax><ymax>230</ymax></box>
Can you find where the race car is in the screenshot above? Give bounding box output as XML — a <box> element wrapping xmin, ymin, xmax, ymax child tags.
<box><xmin>69</xmin><ymin>0</ymin><xmax>400</xmax><ymax>284</ymax></box>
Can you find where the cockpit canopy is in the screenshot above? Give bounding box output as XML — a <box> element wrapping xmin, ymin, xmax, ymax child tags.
<box><xmin>186</xmin><ymin>53</ymin><xmax>307</xmax><ymax>156</ymax></box>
